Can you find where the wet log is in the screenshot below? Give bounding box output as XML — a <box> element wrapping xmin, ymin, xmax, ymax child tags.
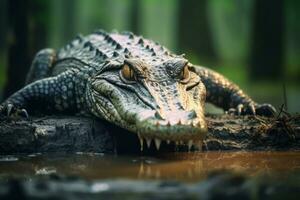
<box><xmin>0</xmin><ymin>114</ymin><xmax>299</xmax><ymax>154</ymax></box>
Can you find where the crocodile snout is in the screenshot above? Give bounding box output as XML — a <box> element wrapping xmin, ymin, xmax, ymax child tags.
<box><xmin>135</xmin><ymin>109</ymin><xmax>207</xmax><ymax>151</ymax></box>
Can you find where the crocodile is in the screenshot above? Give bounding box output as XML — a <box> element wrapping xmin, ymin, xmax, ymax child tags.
<box><xmin>0</xmin><ymin>30</ymin><xmax>276</xmax><ymax>151</ymax></box>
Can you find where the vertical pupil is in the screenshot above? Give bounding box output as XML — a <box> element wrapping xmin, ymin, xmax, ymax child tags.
<box><xmin>181</xmin><ymin>66</ymin><xmax>189</xmax><ymax>80</ymax></box>
<box><xmin>130</xmin><ymin>68</ymin><xmax>134</xmax><ymax>79</ymax></box>
<box><xmin>123</xmin><ymin>65</ymin><xmax>134</xmax><ymax>80</ymax></box>
<box><xmin>181</xmin><ymin>67</ymin><xmax>186</xmax><ymax>78</ymax></box>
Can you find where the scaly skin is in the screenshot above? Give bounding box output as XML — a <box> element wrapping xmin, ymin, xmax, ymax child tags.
<box><xmin>0</xmin><ymin>30</ymin><xmax>276</xmax><ymax>150</ymax></box>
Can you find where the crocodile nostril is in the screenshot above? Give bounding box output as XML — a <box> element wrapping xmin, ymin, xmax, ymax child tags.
<box><xmin>187</xmin><ymin>110</ymin><xmax>197</xmax><ymax>119</ymax></box>
<box><xmin>154</xmin><ymin>111</ymin><xmax>163</xmax><ymax>120</ymax></box>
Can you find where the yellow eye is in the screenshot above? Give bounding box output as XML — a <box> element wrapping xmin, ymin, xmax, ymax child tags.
<box><xmin>179</xmin><ymin>65</ymin><xmax>190</xmax><ymax>81</ymax></box>
<box><xmin>121</xmin><ymin>64</ymin><xmax>136</xmax><ymax>81</ymax></box>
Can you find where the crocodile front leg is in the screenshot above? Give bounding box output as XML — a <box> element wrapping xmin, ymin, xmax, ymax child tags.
<box><xmin>26</xmin><ymin>48</ymin><xmax>56</xmax><ymax>84</ymax></box>
<box><xmin>190</xmin><ymin>65</ymin><xmax>276</xmax><ymax>116</ymax></box>
<box><xmin>0</xmin><ymin>70</ymin><xmax>79</xmax><ymax>117</ymax></box>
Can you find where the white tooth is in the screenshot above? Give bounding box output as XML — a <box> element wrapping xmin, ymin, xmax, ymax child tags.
<box><xmin>146</xmin><ymin>138</ymin><xmax>152</xmax><ymax>148</ymax></box>
<box><xmin>188</xmin><ymin>140</ymin><xmax>193</xmax><ymax>151</ymax></box>
<box><xmin>138</xmin><ymin>133</ymin><xmax>144</xmax><ymax>151</ymax></box>
<box><xmin>166</xmin><ymin>140</ymin><xmax>170</xmax><ymax>144</ymax></box>
<box><xmin>197</xmin><ymin>140</ymin><xmax>203</xmax><ymax>151</ymax></box>
<box><xmin>154</xmin><ymin>138</ymin><xmax>161</xmax><ymax>150</ymax></box>
<box><xmin>193</xmin><ymin>121</ymin><xmax>198</xmax><ymax>127</ymax></box>
<box><xmin>175</xmin><ymin>141</ymin><xmax>179</xmax><ymax>146</ymax></box>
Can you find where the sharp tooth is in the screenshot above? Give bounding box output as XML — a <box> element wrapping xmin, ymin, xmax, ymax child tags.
<box><xmin>138</xmin><ymin>133</ymin><xmax>144</xmax><ymax>151</ymax></box>
<box><xmin>197</xmin><ymin>140</ymin><xmax>203</xmax><ymax>151</ymax></box>
<box><xmin>188</xmin><ymin>140</ymin><xmax>193</xmax><ymax>151</ymax></box>
<box><xmin>146</xmin><ymin>138</ymin><xmax>152</xmax><ymax>148</ymax></box>
<box><xmin>193</xmin><ymin>121</ymin><xmax>198</xmax><ymax>127</ymax></box>
<box><xmin>166</xmin><ymin>140</ymin><xmax>170</xmax><ymax>144</ymax></box>
<box><xmin>154</xmin><ymin>139</ymin><xmax>161</xmax><ymax>150</ymax></box>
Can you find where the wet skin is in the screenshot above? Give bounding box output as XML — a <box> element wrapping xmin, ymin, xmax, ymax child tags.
<box><xmin>0</xmin><ymin>30</ymin><xmax>276</xmax><ymax>150</ymax></box>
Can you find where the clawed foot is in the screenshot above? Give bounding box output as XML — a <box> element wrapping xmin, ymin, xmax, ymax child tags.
<box><xmin>0</xmin><ymin>103</ymin><xmax>29</xmax><ymax>118</ymax></box>
<box><xmin>227</xmin><ymin>103</ymin><xmax>276</xmax><ymax>117</ymax></box>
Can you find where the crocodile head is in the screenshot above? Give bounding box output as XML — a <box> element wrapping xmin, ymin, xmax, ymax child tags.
<box><xmin>87</xmin><ymin>57</ymin><xmax>207</xmax><ymax>150</ymax></box>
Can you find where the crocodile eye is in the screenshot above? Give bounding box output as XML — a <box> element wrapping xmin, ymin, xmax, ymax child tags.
<box><xmin>121</xmin><ymin>64</ymin><xmax>136</xmax><ymax>81</ymax></box>
<box><xmin>179</xmin><ymin>65</ymin><xmax>190</xmax><ymax>81</ymax></box>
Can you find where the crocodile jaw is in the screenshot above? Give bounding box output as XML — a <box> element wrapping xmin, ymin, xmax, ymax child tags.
<box><xmin>134</xmin><ymin>115</ymin><xmax>207</xmax><ymax>151</ymax></box>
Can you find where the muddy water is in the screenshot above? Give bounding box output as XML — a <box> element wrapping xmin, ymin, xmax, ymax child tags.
<box><xmin>0</xmin><ymin>151</ymin><xmax>299</xmax><ymax>182</ymax></box>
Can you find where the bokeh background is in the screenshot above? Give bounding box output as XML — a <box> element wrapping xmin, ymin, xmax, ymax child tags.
<box><xmin>0</xmin><ymin>0</ymin><xmax>299</xmax><ymax>112</ymax></box>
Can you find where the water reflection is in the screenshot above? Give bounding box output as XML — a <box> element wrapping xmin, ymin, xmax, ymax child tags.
<box><xmin>0</xmin><ymin>151</ymin><xmax>299</xmax><ymax>182</ymax></box>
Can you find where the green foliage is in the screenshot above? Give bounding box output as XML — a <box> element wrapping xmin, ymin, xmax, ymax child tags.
<box><xmin>207</xmin><ymin>0</ymin><xmax>253</xmax><ymax>64</ymax></box>
<box><xmin>0</xmin><ymin>54</ymin><xmax>7</xmax><ymax>89</ymax></box>
<box><xmin>139</xmin><ymin>0</ymin><xmax>178</xmax><ymax>50</ymax></box>
<box><xmin>0</xmin><ymin>0</ymin><xmax>299</xmax><ymax>110</ymax></box>
<box><xmin>285</xmin><ymin>0</ymin><xmax>300</xmax><ymax>81</ymax></box>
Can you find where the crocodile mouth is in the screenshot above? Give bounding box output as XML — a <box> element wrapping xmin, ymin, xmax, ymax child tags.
<box><xmin>90</xmin><ymin>86</ymin><xmax>207</xmax><ymax>151</ymax></box>
<box><xmin>132</xmin><ymin>110</ymin><xmax>207</xmax><ymax>151</ymax></box>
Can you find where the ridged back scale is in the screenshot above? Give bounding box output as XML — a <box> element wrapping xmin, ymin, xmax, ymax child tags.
<box><xmin>53</xmin><ymin>30</ymin><xmax>175</xmax><ymax>76</ymax></box>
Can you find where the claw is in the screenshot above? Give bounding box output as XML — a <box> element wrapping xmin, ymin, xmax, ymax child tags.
<box><xmin>249</xmin><ymin>104</ymin><xmax>256</xmax><ymax>115</ymax></box>
<box><xmin>20</xmin><ymin>109</ymin><xmax>29</xmax><ymax>118</ymax></box>
<box><xmin>7</xmin><ymin>104</ymin><xmax>13</xmax><ymax>116</ymax></box>
<box><xmin>237</xmin><ymin>104</ymin><xmax>243</xmax><ymax>115</ymax></box>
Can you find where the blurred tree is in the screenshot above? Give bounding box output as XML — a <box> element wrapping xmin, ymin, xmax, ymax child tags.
<box><xmin>61</xmin><ymin>0</ymin><xmax>76</xmax><ymax>42</ymax></box>
<box><xmin>285</xmin><ymin>0</ymin><xmax>300</xmax><ymax>81</ymax></box>
<box><xmin>207</xmin><ymin>0</ymin><xmax>253</xmax><ymax>66</ymax></box>
<box><xmin>50</xmin><ymin>0</ymin><xmax>77</xmax><ymax>48</ymax></box>
<box><xmin>139</xmin><ymin>0</ymin><xmax>178</xmax><ymax>50</ymax></box>
<box><xmin>3</xmin><ymin>0</ymin><xmax>51</xmax><ymax>99</ymax></box>
<box><xmin>249</xmin><ymin>0</ymin><xmax>285</xmax><ymax>80</ymax></box>
<box><xmin>178</xmin><ymin>0</ymin><xmax>216</xmax><ymax>64</ymax></box>
<box><xmin>107</xmin><ymin>0</ymin><xmax>132</xmax><ymax>31</ymax></box>
<box><xmin>0</xmin><ymin>0</ymin><xmax>7</xmax><ymax>51</ymax></box>
<box><xmin>0</xmin><ymin>0</ymin><xmax>8</xmax><ymax>93</ymax></box>
<box><xmin>72</xmin><ymin>0</ymin><xmax>132</xmax><ymax>36</ymax></box>
<box><xmin>130</xmin><ymin>0</ymin><xmax>140</xmax><ymax>34</ymax></box>
<box><xmin>3</xmin><ymin>0</ymin><xmax>31</xmax><ymax>99</ymax></box>
<box><xmin>28</xmin><ymin>0</ymin><xmax>51</xmax><ymax>55</ymax></box>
